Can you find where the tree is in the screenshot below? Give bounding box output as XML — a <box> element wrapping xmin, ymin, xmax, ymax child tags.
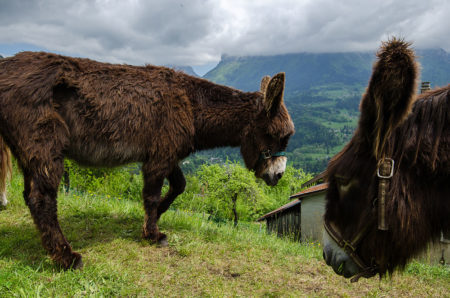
<box><xmin>197</xmin><ymin>162</ymin><xmax>267</xmax><ymax>224</ymax></box>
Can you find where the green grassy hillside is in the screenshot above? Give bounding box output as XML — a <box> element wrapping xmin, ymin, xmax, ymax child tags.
<box><xmin>1</xmin><ymin>171</ymin><xmax>449</xmax><ymax>296</ymax></box>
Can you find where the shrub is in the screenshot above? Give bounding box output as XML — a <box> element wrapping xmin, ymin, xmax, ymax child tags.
<box><xmin>63</xmin><ymin>160</ymin><xmax>143</xmax><ymax>200</ymax></box>
<box><xmin>63</xmin><ymin>160</ymin><xmax>311</xmax><ymax>223</ymax></box>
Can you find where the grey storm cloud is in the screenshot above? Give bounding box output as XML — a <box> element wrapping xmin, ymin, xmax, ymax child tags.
<box><xmin>0</xmin><ymin>0</ymin><xmax>449</xmax><ymax>66</ymax></box>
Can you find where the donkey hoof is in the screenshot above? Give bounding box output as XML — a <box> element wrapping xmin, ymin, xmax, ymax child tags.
<box><xmin>158</xmin><ymin>238</ymin><xmax>169</xmax><ymax>247</ymax></box>
<box><xmin>63</xmin><ymin>252</ymin><xmax>83</xmax><ymax>270</ymax></box>
<box><xmin>156</xmin><ymin>233</ymin><xmax>169</xmax><ymax>247</ymax></box>
<box><xmin>71</xmin><ymin>254</ymin><xmax>84</xmax><ymax>270</ymax></box>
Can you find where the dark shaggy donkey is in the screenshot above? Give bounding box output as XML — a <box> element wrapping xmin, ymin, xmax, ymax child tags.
<box><xmin>0</xmin><ymin>52</ymin><xmax>294</xmax><ymax>269</ymax></box>
<box><xmin>322</xmin><ymin>38</ymin><xmax>449</xmax><ymax>282</ymax></box>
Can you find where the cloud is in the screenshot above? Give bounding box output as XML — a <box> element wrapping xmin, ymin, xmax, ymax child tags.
<box><xmin>0</xmin><ymin>0</ymin><xmax>449</xmax><ymax>66</ymax></box>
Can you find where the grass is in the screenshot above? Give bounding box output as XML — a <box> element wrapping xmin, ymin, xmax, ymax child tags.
<box><xmin>1</xmin><ymin>176</ymin><xmax>449</xmax><ymax>296</ymax></box>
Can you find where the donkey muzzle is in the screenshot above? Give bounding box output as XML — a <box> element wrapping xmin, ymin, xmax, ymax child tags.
<box><xmin>261</xmin><ymin>156</ymin><xmax>287</xmax><ymax>186</ymax></box>
<box><xmin>322</xmin><ymin>230</ymin><xmax>361</xmax><ymax>278</ymax></box>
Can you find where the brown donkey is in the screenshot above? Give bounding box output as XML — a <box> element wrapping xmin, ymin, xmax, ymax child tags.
<box><xmin>323</xmin><ymin>39</ymin><xmax>449</xmax><ymax>281</ymax></box>
<box><xmin>0</xmin><ymin>52</ymin><xmax>294</xmax><ymax>269</ymax></box>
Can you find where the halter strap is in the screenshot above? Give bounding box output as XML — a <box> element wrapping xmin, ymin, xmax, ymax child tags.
<box><xmin>377</xmin><ymin>158</ymin><xmax>394</xmax><ymax>231</ymax></box>
<box><xmin>323</xmin><ymin>158</ymin><xmax>395</xmax><ymax>282</ymax></box>
<box><xmin>259</xmin><ymin>149</ymin><xmax>286</xmax><ymax>160</ymax></box>
<box><xmin>324</xmin><ymin>221</ymin><xmax>370</xmax><ymax>268</ymax></box>
<box><xmin>324</xmin><ymin>220</ymin><xmax>378</xmax><ymax>282</ymax></box>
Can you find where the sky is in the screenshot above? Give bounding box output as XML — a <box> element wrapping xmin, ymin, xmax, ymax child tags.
<box><xmin>0</xmin><ymin>0</ymin><xmax>449</xmax><ymax>75</ymax></box>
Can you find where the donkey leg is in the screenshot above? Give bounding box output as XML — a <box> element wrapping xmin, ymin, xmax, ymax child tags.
<box><xmin>22</xmin><ymin>161</ymin><xmax>82</xmax><ymax>270</ymax></box>
<box><xmin>12</xmin><ymin>108</ymin><xmax>80</xmax><ymax>269</ymax></box>
<box><xmin>157</xmin><ymin>165</ymin><xmax>186</xmax><ymax>220</ymax></box>
<box><xmin>141</xmin><ymin>171</ymin><xmax>166</xmax><ymax>244</ymax></box>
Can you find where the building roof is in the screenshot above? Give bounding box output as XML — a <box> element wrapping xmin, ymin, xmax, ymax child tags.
<box><xmin>257</xmin><ymin>183</ymin><xmax>329</xmax><ymax>222</ymax></box>
<box><xmin>290</xmin><ymin>183</ymin><xmax>328</xmax><ymax>199</ymax></box>
<box><xmin>301</xmin><ymin>171</ymin><xmax>326</xmax><ymax>188</ymax></box>
<box><xmin>257</xmin><ymin>198</ymin><xmax>301</xmax><ymax>222</ymax></box>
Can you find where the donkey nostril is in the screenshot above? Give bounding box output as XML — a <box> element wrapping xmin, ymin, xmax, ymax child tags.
<box><xmin>276</xmin><ymin>172</ymin><xmax>283</xmax><ymax>180</ymax></box>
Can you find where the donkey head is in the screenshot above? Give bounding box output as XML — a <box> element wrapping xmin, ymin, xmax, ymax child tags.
<box><xmin>322</xmin><ymin>38</ymin><xmax>420</xmax><ymax>280</ymax></box>
<box><xmin>241</xmin><ymin>72</ymin><xmax>295</xmax><ymax>186</ymax></box>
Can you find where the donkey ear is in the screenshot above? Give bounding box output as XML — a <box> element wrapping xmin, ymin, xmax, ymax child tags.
<box><xmin>260</xmin><ymin>75</ymin><xmax>271</xmax><ymax>93</ymax></box>
<box><xmin>359</xmin><ymin>38</ymin><xmax>419</xmax><ymax>158</ymax></box>
<box><xmin>263</xmin><ymin>72</ymin><xmax>285</xmax><ymax>117</ymax></box>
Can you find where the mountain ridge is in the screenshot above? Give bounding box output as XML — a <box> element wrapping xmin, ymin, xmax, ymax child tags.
<box><xmin>204</xmin><ymin>48</ymin><xmax>450</xmax><ymax>93</ymax></box>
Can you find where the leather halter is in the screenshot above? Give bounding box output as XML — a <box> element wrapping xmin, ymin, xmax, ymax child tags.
<box><xmin>324</xmin><ymin>157</ymin><xmax>395</xmax><ymax>282</ymax></box>
<box><xmin>324</xmin><ymin>220</ymin><xmax>378</xmax><ymax>282</ymax></box>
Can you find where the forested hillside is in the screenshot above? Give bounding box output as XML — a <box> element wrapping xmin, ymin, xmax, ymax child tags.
<box><xmin>201</xmin><ymin>48</ymin><xmax>450</xmax><ymax>173</ymax></box>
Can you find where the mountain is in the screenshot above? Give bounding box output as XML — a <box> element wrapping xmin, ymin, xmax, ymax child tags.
<box><xmin>200</xmin><ymin>49</ymin><xmax>450</xmax><ymax>173</ymax></box>
<box><xmin>168</xmin><ymin>65</ymin><xmax>199</xmax><ymax>77</ymax></box>
<box><xmin>205</xmin><ymin>52</ymin><xmax>373</xmax><ymax>96</ymax></box>
<box><xmin>205</xmin><ymin>49</ymin><xmax>450</xmax><ymax>95</ymax></box>
<box><xmin>417</xmin><ymin>49</ymin><xmax>450</xmax><ymax>88</ymax></box>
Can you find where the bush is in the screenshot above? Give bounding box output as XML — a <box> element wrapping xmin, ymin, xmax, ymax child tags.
<box><xmin>64</xmin><ymin>160</ymin><xmax>143</xmax><ymax>200</ymax></box>
<box><xmin>63</xmin><ymin>160</ymin><xmax>311</xmax><ymax>223</ymax></box>
<box><xmin>172</xmin><ymin>162</ymin><xmax>312</xmax><ymax>223</ymax></box>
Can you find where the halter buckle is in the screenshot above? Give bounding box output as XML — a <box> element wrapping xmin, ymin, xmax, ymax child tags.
<box><xmin>261</xmin><ymin>150</ymin><xmax>272</xmax><ymax>160</ymax></box>
<box><xmin>342</xmin><ymin>240</ymin><xmax>356</xmax><ymax>253</ymax></box>
<box><xmin>377</xmin><ymin>158</ymin><xmax>394</xmax><ymax>179</ymax></box>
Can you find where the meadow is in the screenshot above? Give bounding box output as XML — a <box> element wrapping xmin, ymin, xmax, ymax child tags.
<box><xmin>0</xmin><ymin>165</ymin><xmax>449</xmax><ymax>297</ymax></box>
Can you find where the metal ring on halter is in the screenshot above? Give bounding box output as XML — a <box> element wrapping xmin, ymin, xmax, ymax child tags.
<box><xmin>261</xmin><ymin>149</ymin><xmax>272</xmax><ymax>160</ymax></box>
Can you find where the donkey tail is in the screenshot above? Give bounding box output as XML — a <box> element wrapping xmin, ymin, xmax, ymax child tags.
<box><xmin>0</xmin><ymin>136</ymin><xmax>12</xmax><ymax>207</ymax></box>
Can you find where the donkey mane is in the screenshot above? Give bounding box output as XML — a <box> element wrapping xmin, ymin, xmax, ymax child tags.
<box><xmin>399</xmin><ymin>85</ymin><xmax>450</xmax><ymax>170</ymax></box>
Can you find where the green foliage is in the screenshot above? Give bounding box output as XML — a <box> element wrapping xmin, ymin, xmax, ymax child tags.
<box><xmin>405</xmin><ymin>260</ymin><xmax>450</xmax><ymax>280</ymax></box>
<box><xmin>199</xmin><ymin>163</ymin><xmax>265</xmax><ymax>222</ymax></box>
<box><xmin>63</xmin><ymin>159</ymin><xmax>311</xmax><ymax>223</ymax></box>
<box><xmin>173</xmin><ymin>162</ymin><xmax>311</xmax><ymax>222</ymax></box>
<box><xmin>180</xmin><ymin>147</ymin><xmax>242</xmax><ymax>174</ymax></box>
<box><xmin>64</xmin><ymin>160</ymin><xmax>143</xmax><ymax>201</ymax></box>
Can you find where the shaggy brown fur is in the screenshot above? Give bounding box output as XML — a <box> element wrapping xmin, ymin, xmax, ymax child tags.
<box><xmin>324</xmin><ymin>38</ymin><xmax>449</xmax><ymax>277</ymax></box>
<box><xmin>0</xmin><ymin>52</ymin><xmax>294</xmax><ymax>269</ymax></box>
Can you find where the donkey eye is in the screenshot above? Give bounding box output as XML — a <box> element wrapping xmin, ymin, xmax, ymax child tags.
<box><xmin>334</xmin><ymin>174</ymin><xmax>359</xmax><ymax>200</ymax></box>
<box><xmin>335</xmin><ymin>175</ymin><xmax>350</xmax><ymax>186</ymax></box>
<box><xmin>280</xmin><ymin>136</ymin><xmax>290</xmax><ymax>148</ymax></box>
